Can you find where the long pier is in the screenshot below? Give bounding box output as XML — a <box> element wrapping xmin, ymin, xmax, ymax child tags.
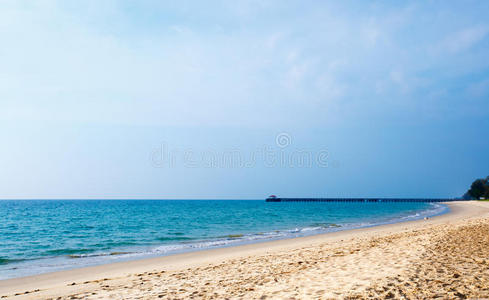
<box><xmin>266</xmin><ymin>198</ymin><xmax>458</xmax><ymax>203</ymax></box>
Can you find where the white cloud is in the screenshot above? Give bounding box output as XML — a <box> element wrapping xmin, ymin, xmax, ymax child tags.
<box><xmin>0</xmin><ymin>1</ymin><xmax>488</xmax><ymax>129</ymax></box>
<box><xmin>441</xmin><ymin>25</ymin><xmax>489</xmax><ymax>54</ymax></box>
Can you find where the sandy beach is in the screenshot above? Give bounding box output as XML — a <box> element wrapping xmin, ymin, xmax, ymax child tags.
<box><xmin>1</xmin><ymin>201</ymin><xmax>489</xmax><ymax>299</ymax></box>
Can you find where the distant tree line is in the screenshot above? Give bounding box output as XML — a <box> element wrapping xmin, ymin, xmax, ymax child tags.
<box><xmin>463</xmin><ymin>176</ymin><xmax>489</xmax><ymax>199</ymax></box>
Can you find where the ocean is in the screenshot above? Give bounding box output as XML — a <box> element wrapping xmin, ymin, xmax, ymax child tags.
<box><xmin>0</xmin><ymin>200</ymin><xmax>448</xmax><ymax>280</ymax></box>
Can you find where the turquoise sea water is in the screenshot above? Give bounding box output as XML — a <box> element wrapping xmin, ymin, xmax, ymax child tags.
<box><xmin>0</xmin><ymin>200</ymin><xmax>447</xmax><ymax>279</ymax></box>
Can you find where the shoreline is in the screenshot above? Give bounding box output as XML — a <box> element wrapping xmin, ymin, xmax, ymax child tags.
<box><xmin>0</xmin><ymin>201</ymin><xmax>446</xmax><ymax>281</ymax></box>
<box><xmin>1</xmin><ymin>201</ymin><xmax>488</xmax><ymax>299</ymax></box>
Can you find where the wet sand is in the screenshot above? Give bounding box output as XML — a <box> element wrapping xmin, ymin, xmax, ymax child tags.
<box><xmin>1</xmin><ymin>201</ymin><xmax>489</xmax><ymax>299</ymax></box>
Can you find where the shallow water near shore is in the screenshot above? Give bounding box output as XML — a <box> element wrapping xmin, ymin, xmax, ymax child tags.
<box><xmin>0</xmin><ymin>200</ymin><xmax>447</xmax><ymax>280</ymax></box>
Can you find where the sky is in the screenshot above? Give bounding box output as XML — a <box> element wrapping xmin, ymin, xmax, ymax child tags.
<box><xmin>0</xmin><ymin>0</ymin><xmax>488</xmax><ymax>199</ymax></box>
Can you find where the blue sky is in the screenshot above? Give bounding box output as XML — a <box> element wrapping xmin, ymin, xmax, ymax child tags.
<box><xmin>0</xmin><ymin>0</ymin><xmax>488</xmax><ymax>199</ymax></box>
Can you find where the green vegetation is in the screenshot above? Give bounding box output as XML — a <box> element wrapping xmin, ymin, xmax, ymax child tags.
<box><xmin>463</xmin><ymin>176</ymin><xmax>489</xmax><ymax>200</ymax></box>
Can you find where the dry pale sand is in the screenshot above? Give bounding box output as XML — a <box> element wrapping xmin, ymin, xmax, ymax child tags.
<box><xmin>1</xmin><ymin>201</ymin><xmax>489</xmax><ymax>299</ymax></box>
